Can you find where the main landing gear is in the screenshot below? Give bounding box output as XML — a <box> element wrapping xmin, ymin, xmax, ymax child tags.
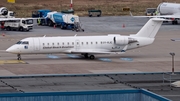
<box><xmin>172</xmin><ymin>20</ymin><xmax>178</xmax><ymax>25</ymax></box>
<box><xmin>17</xmin><ymin>54</ymin><xmax>21</xmax><ymax>60</ymax></box>
<box><xmin>83</xmin><ymin>53</ymin><xmax>95</xmax><ymax>60</ymax></box>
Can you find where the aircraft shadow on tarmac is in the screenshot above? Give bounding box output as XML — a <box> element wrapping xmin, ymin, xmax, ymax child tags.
<box><xmin>17</xmin><ymin>54</ymin><xmax>146</xmax><ymax>62</ymax></box>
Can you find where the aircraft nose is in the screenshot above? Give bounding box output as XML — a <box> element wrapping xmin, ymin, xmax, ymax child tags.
<box><xmin>6</xmin><ymin>47</ymin><xmax>13</xmax><ymax>52</ymax></box>
<box><xmin>6</xmin><ymin>46</ymin><xmax>16</xmax><ymax>53</ymax></box>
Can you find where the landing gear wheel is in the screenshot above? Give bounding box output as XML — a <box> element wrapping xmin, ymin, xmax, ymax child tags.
<box><xmin>89</xmin><ymin>55</ymin><xmax>95</xmax><ymax>60</ymax></box>
<box><xmin>17</xmin><ymin>54</ymin><xmax>21</xmax><ymax>60</ymax></box>
<box><xmin>84</xmin><ymin>53</ymin><xmax>88</xmax><ymax>58</ymax></box>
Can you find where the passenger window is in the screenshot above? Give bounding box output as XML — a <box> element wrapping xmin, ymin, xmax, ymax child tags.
<box><xmin>43</xmin><ymin>43</ymin><xmax>45</xmax><ymax>45</ymax></box>
<box><xmin>86</xmin><ymin>42</ymin><xmax>88</xmax><ymax>44</ymax></box>
<box><xmin>68</xmin><ymin>42</ymin><xmax>69</xmax><ymax>45</ymax></box>
<box><xmin>91</xmin><ymin>42</ymin><xmax>93</xmax><ymax>44</ymax></box>
<box><xmin>72</xmin><ymin>42</ymin><xmax>74</xmax><ymax>45</ymax></box>
<box><xmin>52</xmin><ymin>43</ymin><xmax>54</xmax><ymax>45</ymax></box>
<box><xmin>96</xmin><ymin>42</ymin><xmax>98</xmax><ymax>44</ymax></box>
<box><xmin>48</xmin><ymin>43</ymin><xmax>49</xmax><ymax>45</ymax></box>
<box><xmin>57</xmin><ymin>43</ymin><xmax>59</xmax><ymax>45</ymax></box>
<box><xmin>63</xmin><ymin>43</ymin><xmax>64</xmax><ymax>45</ymax></box>
<box><xmin>82</xmin><ymin>42</ymin><xmax>83</xmax><ymax>45</ymax></box>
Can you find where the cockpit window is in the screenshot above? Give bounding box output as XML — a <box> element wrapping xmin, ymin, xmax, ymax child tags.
<box><xmin>22</xmin><ymin>41</ymin><xmax>29</xmax><ymax>44</ymax></box>
<box><xmin>16</xmin><ymin>41</ymin><xmax>29</xmax><ymax>44</ymax></box>
<box><xmin>16</xmin><ymin>41</ymin><xmax>22</xmax><ymax>44</ymax></box>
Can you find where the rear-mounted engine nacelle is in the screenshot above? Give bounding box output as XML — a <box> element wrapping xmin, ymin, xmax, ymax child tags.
<box><xmin>114</xmin><ymin>37</ymin><xmax>138</xmax><ymax>45</ymax></box>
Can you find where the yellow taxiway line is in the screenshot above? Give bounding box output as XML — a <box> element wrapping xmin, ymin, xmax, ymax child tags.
<box><xmin>0</xmin><ymin>60</ymin><xmax>26</xmax><ymax>64</ymax></box>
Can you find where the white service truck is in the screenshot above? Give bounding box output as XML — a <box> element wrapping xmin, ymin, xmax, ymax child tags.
<box><xmin>157</xmin><ymin>2</ymin><xmax>180</xmax><ymax>24</ymax></box>
<box><xmin>46</xmin><ymin>11</ymin><xmax>79</xmax><ymax>29</ymax></box>
<box><xmin>3</xmin><ymin>18</ymin><xmax>33</xmax><ymax>31</ymax></box>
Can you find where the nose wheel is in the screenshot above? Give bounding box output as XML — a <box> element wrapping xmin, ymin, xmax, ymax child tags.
<box><xmin>83</xmin><ymin>53</ymin><xmax>95</xmax><ymax>60</ymax></box>
<box><xmin>84</xmin><ymin>53</ymin><xmax>89</xmax><ymax>58</ymax></box>
<box><xmin>17</xmin><ymin>54</ymin><xmax>21</xmax><ymax>60</ymax></box>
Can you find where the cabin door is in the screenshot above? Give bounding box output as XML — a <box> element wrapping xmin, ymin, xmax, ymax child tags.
<box><xmin>75</xmin><ymin>40</ymin><xmax>80</xmax><ymax>50</ymax></box>
<box><xmin>33</xmin><ymin>38</ymin><xmax>40</xmax><ymax>51</ymax></box>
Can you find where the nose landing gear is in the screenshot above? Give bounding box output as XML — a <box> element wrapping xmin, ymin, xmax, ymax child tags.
<box><xmin>17</xmin><ymin>54</ymin><xmax>21</xmax><ymax>60</ymax></box>
<box><xmin>83</xmin><ymin>53</ymin><xmax>95</xmax><ymax>60</ymax></box>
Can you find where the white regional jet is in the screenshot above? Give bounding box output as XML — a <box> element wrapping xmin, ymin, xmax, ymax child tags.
<box><xmin>6</xmin><ymin>18</ymin><xmax>165</xmax><ymax>60</ymax></box>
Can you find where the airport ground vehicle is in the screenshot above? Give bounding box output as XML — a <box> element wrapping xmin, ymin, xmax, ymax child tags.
<box><xmin>32</xmin><ymin>9</ymin><xmax>51</xmax><ymax>25</ymax></box>
<box><xmin>2</xmin><ymin>18</ymin><xmax>33</xmax><ymax>31</ymax></box>
<box><xmin>0</xmin><ymin>7</ymin><xmax>15</xmax><ymax>18</ymax></box>
<box><xmin>32</xmin><ymin>9</ymin><xmax>79</xmax><ymax>29</ymax></box>
<box><xmin>0</xmin><ymin>11</ymin><xmax>15</xmax><ymax>18</ymax></box>
<box><xmin>145</xmin><ymin>8</ymin><xmax>157</xmax><ymax>16</ymax></box>
<box><xmin>157</xmin><ymin>2</ymin><xmax>180</xmax><ymax>24</ymax></box>
<box><xmin>88</xmin><ymin>10</ymin><xmax>101</xmax><ymax>17</ymax></box>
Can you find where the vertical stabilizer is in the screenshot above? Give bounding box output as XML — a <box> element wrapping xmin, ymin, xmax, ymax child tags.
<box><xmin>135</xmin><ymin>18</ymin><xmax>165</xmax><ymax>38</ymax></box>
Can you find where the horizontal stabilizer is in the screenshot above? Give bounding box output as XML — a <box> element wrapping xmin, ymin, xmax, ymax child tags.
<box><xmin>132</xmin><ymin>14</ymin><xmax>180</xmax><ymax>21</ymax></box>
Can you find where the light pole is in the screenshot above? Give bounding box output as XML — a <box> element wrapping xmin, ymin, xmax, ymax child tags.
<box><xmin>70</xmin><ymin>0</ymin><xmax>73</xmax><ymax>11</ymax></box>
<box><xmin>169</xmin><ymin>52</ymin><xmax>175</xmax><ymax>74</ymax></box>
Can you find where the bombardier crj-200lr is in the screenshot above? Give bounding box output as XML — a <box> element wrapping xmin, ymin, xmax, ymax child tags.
<box><xmin>6</xmin><ymin>18</ymin><xmax>165</xmax><ymax>60</ymax></box>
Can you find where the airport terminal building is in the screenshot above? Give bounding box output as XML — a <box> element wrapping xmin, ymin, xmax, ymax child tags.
<box><xmin>0</xmin><ymin>73</ymin><xmax>178</xmax><ymax>101</ymax></box>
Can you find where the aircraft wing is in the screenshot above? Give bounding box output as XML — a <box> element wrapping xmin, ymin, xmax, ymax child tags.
<box><xmin>134</xmin><ymin>15</ymin><xmax>180</xmax><ymax>19</ymax></box>
<box><xmin>70</xmin><ymin>49</ymin><xmax>125</xmax><ymax>54</ymax></box>
<box><xmin>130</xmin><ymin>11</ymin><xmax>180</xmax><ymax>19</ymax></box>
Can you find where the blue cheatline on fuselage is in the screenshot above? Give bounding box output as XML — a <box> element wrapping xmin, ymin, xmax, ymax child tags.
<box><xmin>120</xmin><ymin>58</ymin><xmax>133</xmax><ymax>62</ymax></box>
<box><xmin>47</xmin><ymin>54</ymin><xmax>60</xmax><ymax>59</ymax></box>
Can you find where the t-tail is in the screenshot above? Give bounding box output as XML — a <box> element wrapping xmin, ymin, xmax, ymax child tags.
<box><xmin>135</xmin><ymin>18</ymin><xmax>165</xmax><ymax>38</ymax></box>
